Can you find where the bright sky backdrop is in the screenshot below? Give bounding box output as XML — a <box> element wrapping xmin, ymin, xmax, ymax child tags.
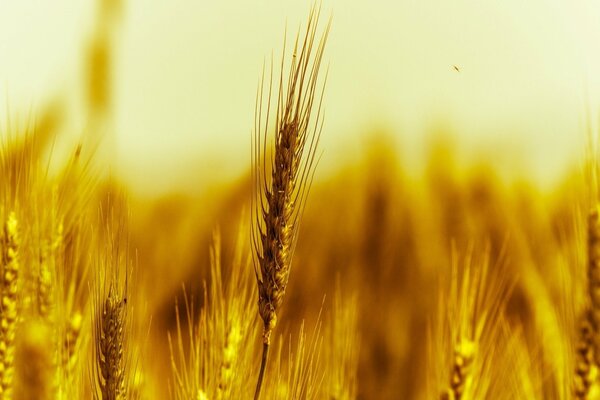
<box><xmin>1</xmin><ymin>0</ymin><xmax>600</xmax><ymax>194</ymax></box>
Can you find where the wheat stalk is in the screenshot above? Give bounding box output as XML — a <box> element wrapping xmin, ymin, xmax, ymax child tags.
<box><xmin>250</xmin><ymin>6</ymin><xmax>330</xmax><ymax>400</ymax></box>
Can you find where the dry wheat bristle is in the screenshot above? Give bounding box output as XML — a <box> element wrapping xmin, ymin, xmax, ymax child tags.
<box><xmin>0</xmin><ymin>212</ymin><xmax>20</xmax><ymax>399</ymax></box>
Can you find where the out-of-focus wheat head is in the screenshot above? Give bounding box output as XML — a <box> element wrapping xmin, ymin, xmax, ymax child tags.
<box><xmin>169</xmin><ymin>225</ymin><xmax>257</xmax><ymax>399</ymax></box>
<box><xmin>430</xmin><ymin>245</ymin><xmax>512</xmax><ymax>400</ymax></box>
<box><xmin>268</xmin><ymin>316</ymin><xmax>324</xmax><ymax>400</ymax></box>
<box><xmin>323</xmin><ymin>280</ymin><xmax>359</xmax><ymax>400</ymax></box>
<box><xmin>14</xmin><ymin>320</ymin><xmax>54</xmax><ymax>400</ymax></box>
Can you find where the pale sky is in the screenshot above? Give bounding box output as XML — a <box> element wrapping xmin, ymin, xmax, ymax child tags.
<box><xmin>1</xmin><ymin>0</ymin><xmax>600</xmax><ymax>194</ymax></box>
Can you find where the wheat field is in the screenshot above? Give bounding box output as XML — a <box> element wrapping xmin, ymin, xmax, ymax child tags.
<box><xmin>1</xmin><ymin>1</ymin><xmax>600</xmax><ymax>400</ymax></box>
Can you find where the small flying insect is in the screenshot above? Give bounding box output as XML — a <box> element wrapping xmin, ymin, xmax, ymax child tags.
<box><xmin>453</xmin><ymin>65</ymin><xmax>460</xmax><ymax>72</ymax></box>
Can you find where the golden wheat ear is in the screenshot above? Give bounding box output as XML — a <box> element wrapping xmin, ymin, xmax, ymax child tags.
<box><xmin>575</xmin><ymin>205</ymin><xmax>600</xmax><ymax>399</ymax></box>
<box><xmin>429</xmin><ymin>243</ymin><xmax>513</xmax><ymax>400</ymax></box>
<box><xmin>250</xmin><ymin>5</ymin><xmax>331</xmax><ymax>400</ymax></box>
<box><xmin>323</xmin><ymin>278</ymin><xmax>360</xmax><ymax>400</ymax></box>
<box><xmin>0</xmin><ymin>212</ymin><xmax>20</xmax><ymax>398</ymax></box>
<box><xmin>588</xmin><ymin>207</ymin><xmax>600</xmax><ymax>353</ymax></box>
<box><xmin>94</xmin><ymin>282</ymin><xmax>128</xmax><ymax>400</ymax></box>
<box><xmin>14</xmin><ymin>320</ymin><xmax>54</xmax><ymax>400</ymax></box>
<box><xmin>168</xmin><ymin>222</ymin><xmax>256</xmax><ymax>400</ymax></box>
<box><xmin>90</xmin><ymin>198</ymin><xmax>135</xmax><ymax>400</ymax></box>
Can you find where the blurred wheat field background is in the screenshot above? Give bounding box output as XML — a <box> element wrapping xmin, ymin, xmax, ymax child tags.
<box><xmin>3</xmin><ymin>1</ymin><xmax>600</xmax><ymax>399</ymax></box>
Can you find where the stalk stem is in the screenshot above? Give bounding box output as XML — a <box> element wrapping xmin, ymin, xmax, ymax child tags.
<box><xmin>254</xmin><ymin>339</ymin><xmax>270</xmax><ymax>400</ymax></box>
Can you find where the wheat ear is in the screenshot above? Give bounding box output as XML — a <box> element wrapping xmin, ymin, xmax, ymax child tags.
<box><xmin>63</xmin><ymin>311</ymin><xmax>83</xmax><ymax>378</ymax></box>
<box><xmin>578</xmin><ymin>205</ymin><xmax>600</xmax><ymax>399</ymax></box>
<box><xmin>0</xmin><ymin>212</ymin><xmax>20</xmax><ymax>399</ymax></box>
<box><xmin>588</xmin><ymin>207</ymin><xmax>600</xmax><ymax>361</ymax></box>
<box><xmin>14</xmin><ymin>321</ymin><xmax>53</xmax><ymax>400</ymax></box>
<box><xmin>93</xmin><ymin>247</ymin><xmax>130</xmax><ymax>400</ymax></box>
<box><xmin>251</xmin><ymin>6</ymin><xmax>330</xmax><ymax>400</ymax></box>
<box><xmin>94</xmin><ymin>283</ymin><xmax>127</xmax><ymax>400</ymax></box>
<box><xmin>574</xmin><ymin>310</ymin><xmax>598</xmax><ymax>399</ymax></box>
<box><xmin>440</xmin><ymin>339</ymin><xmax>476</xmax><ymax>400</ymax></box>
